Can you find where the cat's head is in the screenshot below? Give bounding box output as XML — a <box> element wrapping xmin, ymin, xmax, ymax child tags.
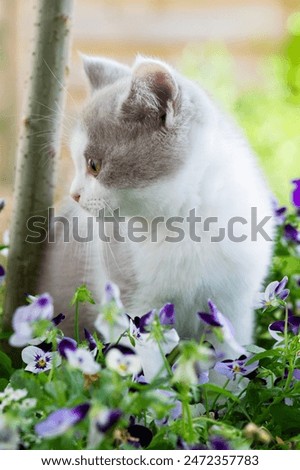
<box><xmin>70</xmin><ymin>55</ymin><xmax>208</xmax><ymax>217</ymax></box>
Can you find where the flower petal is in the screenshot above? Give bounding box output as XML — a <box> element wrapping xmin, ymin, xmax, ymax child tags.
<box><xmin>264</xmin><ymin>281</ymin><xmax>279</xmax><ymax>302</ymax></box>
<box><xmin>66</xmin><ymin>348</ymin><xmax>100</xmax><ymax>375</ymax></box>
<box><xmin>21</xmin><ymin>346</ymin><xmax>45</xmax><ymax>365</ymax></box>
<box><xmin>35</xmin><ymin>403</ymin><xmax>90</xmax><ymax>438</ymax></box>
<box><xmin>198</xmin><ymin>312</ymin><xmax>222</xmax><ymax>327</ymax></box>
<box><xmin>159</xmin><ymin>303</ymin><xmax>175</xmax><ymax>326</ymax></box>
<box><xmin>58</xmin><ymin>337</ymin><xmax>77</xmax><ymax>358</ymax></box>
<box><xmin>292</xmin><ymin>179</ymin><xmax>300</xmax><ymax>208</ymax></box>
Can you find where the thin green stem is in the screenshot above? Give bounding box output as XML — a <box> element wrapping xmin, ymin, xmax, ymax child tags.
<box><xmin>74</xmin><ymin>300</ymin><xmax>80</xmax><ymax>343</ymax></box>
<box><xmin>181</xmin><ymin>386</ymin><xmax>195</xmax><ymax>442</ymax></box>
<box><xmin>211</xmin><ymin>378</ymin><xmax>230</xmax><ymax>409</ymax></box>
<box><xmin>203</xmin><ymin>386</ymin><xmax>210</xmax><ymax>418</ymax></box>
<box><xmin>284</xmin><ymin>304</ymin><xmax>289</xmax><ymax>352</ymax></box>
<box><xmin>157</xmin><ymin>340</ymin><xmax>173</xmax><ymax>377</ymax></box>
<box><xmin>284</xmin><ymin>363</ymin><xmax>295</xmax><ymax>392</ymax></box>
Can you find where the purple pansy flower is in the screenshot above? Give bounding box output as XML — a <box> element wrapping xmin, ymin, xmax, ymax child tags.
<box><xmin>88</xmin><ymin>409</ymin><xmax>122</xmax><ymax>448</ymax></box>
<box><xmin>104</xmin><ymin>281</ymin><xmax>123</xmax><ymax>308</ymax></box>
<box><xmin>84</xmin><ymin>328</ymin><xmax>97</xmax><ymax>357</ymax></box>
<box><xmin>58</xmin><ymin>337</ymin><xmax>77</xmax><ymax>358</ymax></box>
<box><xmin>127</xmin><ymin>424</ymin><xmax>153</xmax><ymax>448</ymax></box>
<box><xmin>272</xmin><ymin>199</ymin><xmax>287</xmax><ymax>225</ymax></box>
<box><xmin>65</xmin><ymin>347</ymin><xmax>100</xmax><ymax>375</ymax></box>
<box><xmin>292</xmin><ymin>179</ymin><xmax>300</xmax><ymax>208</ymax></box>
<box><xmin>35</xmin><ymin>403</ymin><xmax>90</xmax><ymax>438</ymax></box>
<box><xmin>255</xmin><ymin>276</ymin><xmax>289</xmax><ymax>310</ymax></box>
<box><xmin>9</xmin><ymin>293</ymin><xmax>54</xmax><ymax>347</ymax></box>
<box><xmin>159</xmin><ymin>303</ymin><xmax>175</xmax><ymax>326</ymax></box>
<box><xmin>84</xmin><ymin>328</ymin><xmax>97</xmax><ymax>351</ymax></box>
<box><xmin>132</xmin><ymin>310</ymin><xmax>155</xmax><ymax>334</ymax></box>
<box><xmin>293</xmin><ymin>369</ymin><xmax>300</xmax><ymax>381</ymax></box>
<box><xmin>96</xmin><ymin>409</ymin><xmax>122</xmax><ymax>433</ymax></box>
<box><xmin>52</xmin><ymin>313</ymin><xmax>65</xmax><ymax>327</ymax></box>
<box><xmin>21</xmin><ymin>346</ymin><xmax>61</xmax><ymax>374</ymax></box>
<box><xmin>214</xmin><ymin>355</ymin><xmax>259</xmax><ymax>380</ymax></box>
<box><xmin>88</xmin><ymin>408</ymin><xmax>122</xmax><ymax>447</ymax></box>
<box><xmin>129</xmin><ymin>318</ymin><xmax>179</xmax><ymax>382</ymax></box>
<box><xmin>59</xmin><ymin>337</ymin><xmax>100</xmax><ymax>374</ymax></box>
<box><xmin>210</xmin><ymin>436</ymin><xmax>231</xmax><ymax>450</ymax></box>
<box><xmin>198</xmin><ymin>300</ymin><xmax>245</xmax><ymax>355</ymax></box>
<box><xmin>0</xmin><ymin>265</ymin><xmax>5</xmax><ymax>285</ymax></box>
<box><xmin>269</xmin><ymin>312</ymin><xmax>300</xmax><ymax>342</ymax></box>
<box><xmin>284</xmin><ymin>224</ymin><xmax>300</xmax><ymax>244</ymax></box>
<box><xmin>132</xmin><ymin>303</ymin><xmax>175</xmax><ymax>334</ymax></box>
<box><xmin>173</xmin><ymin>344</ymin><xmax>215</xmax><ymax>385</ymax></box>
<box><xmin>0</xmin><ymin>199</ymin><xmax>5</xmax><ymax>212</ymax></box>
<box><xmin>105</xmin><ymin>345</ymin><xmax>141</xmax><ymax>377</ymax></box>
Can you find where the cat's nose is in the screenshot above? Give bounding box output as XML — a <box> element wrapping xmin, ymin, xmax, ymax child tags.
<box><xmin>71</xmin><ymin>193</ymin><xmax>81</xmax><ymax>203</ymax></box>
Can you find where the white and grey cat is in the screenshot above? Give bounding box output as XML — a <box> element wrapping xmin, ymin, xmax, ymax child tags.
<box><xmin>38</xmin><ymin>55</ymin><xmax>274</xmax><ymax>356</ymax></box>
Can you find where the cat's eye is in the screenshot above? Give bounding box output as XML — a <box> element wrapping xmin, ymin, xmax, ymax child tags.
<box><xmin>87</xmin><ymin>158</ymin><xmax>101</xmax><ymax>177</ymax></box>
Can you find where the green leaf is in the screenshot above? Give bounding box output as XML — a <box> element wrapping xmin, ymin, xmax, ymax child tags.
<box><xmin>0</xmin><ymin>350</ymin><xmax>14</xmax><ymax>378</ymax></box>
<box><xmin>202</xmin><ymin>383</ymin><xmax>239</xmax><ymax>402</ymax></box>
<box><xmin>0</xmin><ymin>378</ymin><xmax>8</xmax><ymax>391</ymax></box>
<box><xmin>246</xmin><ymin>348</ymin><xmax>284</xmax><ymax>365</ymax></box>
<box><xmin>270</xmin><ymin>404</ymin><xmax>300</xmax><ymax>434</ymax></box>
<box><xmin>246</xmin><ymin>344</ymin><xmax>266</xmax><ymax>354</ymax></box>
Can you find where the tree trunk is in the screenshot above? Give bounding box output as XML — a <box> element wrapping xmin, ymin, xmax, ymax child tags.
<box><xmin>3</xmin><ymin>0</ymin><xmax>74</xmax><ymax>336</ymax></box>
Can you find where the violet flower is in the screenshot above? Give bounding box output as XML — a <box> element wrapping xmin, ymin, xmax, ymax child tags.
<box><xmin>52</xmin><ymin>313</ymin><xmax>65</xmax><ymax>327</ymax></box>
<box><xmin>127</xmin><ymin>424</ymin><xmax>153</xmax><ymax>448</ymax></box>
<box><xmin>0</xmin><ymin>199</ymin><xmax>5</xmax><ymax>213</ymax></box>
<box><xmin>105</xmin><ymin>345</ymin><xmax>141</xmax><ymax>377</ymax></box>
<box><xmin>198</xmin><ymin>300</ymin><xmax>245</xmax><ymax>355</ymax></box>
<box><xmin>58</xmin><ymin>337</ymin><xmax>77</xmax><ymax>358</ymax></box>
<box><xmin>272</xmin><ymin>199</ymin><xmax>287</xmax><ymax>225</ymax></box>
<box><xmin>65</xmin><ymin>347</ymin><xmax>100</xmax><ymax>375</ymax></box>
<box><xmin>214</xmin><ymin>355</ymin><xmax>259</xmax><ymax>380</ymax></box>
<box><xmin>9</xmin><ymin>293</ymin><xmax>54</xmax><ymax>347</ymax></box>
<box><xmin>269</xmin><ymin>312</ymin><xmax>300</xmax><ymax>342</ymax></box>
<box><xmin>293</xmin><ymin>369</ymin><xmax>300</xmax><ymax>381</ymax></box>
<box><xmin>159</xmin><ymin>303</ymin><xmax>175</xmax><ymax>326</ymax></box>
<box><xmin>284</xmin><ymin>224</ymin><xmax>300</xmax><ymax>244</ymax></box>
<box><xmin>21</xmin><ymin>346</ymin><xmax>61</xmax><ymax>374</ymax></box>
<box><xmin>173</xmin><ymin>344</ymin><xmax>215</xmax><ymax>385</ymax></box>
<box><xmin>35</xmin><ymin>403</ymin><xmax>90</xmax><ymax>438</ymax></box>
<box><xmin>88</xmin><ymin>408</ymin><xmax>122</xmax><ymax>447</ymax></box>
<box><xmin>210</xmin><ymin>436</ymin><xmax>231</xmax><ymax>450</ymax></box>
<box><xmin>291</xmin><ymin>178</ymin><xmax>300</xmax><ymax>208</ymax></box>
<box><xmin>104</xmin><ymin>281</ymin><xmax>123</xmax><ymax>308</ymax></box>
<box><xmin>129</xmin><ymin>318</ymin><xmax>179</xmax><ymax>382</ymax></box>
<box><xmin>255</xmin><ymin>276</ymin><xmax>289</xmax><ymax>310</ymax></box>
<box><xmin>84</xmin><ymin>328</ymin><xmax>97</xmax><ymax>351</ymax></box>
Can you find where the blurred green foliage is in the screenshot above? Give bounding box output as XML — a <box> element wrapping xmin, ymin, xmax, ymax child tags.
<box><xmin>180</xmin><ymin>12</ymin><xmax>300</xmax><ymax>207</ymax></box>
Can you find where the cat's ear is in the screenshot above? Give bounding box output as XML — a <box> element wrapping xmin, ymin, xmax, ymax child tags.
<box><xmin>81</xmin><ymin>55</ymin><xmax>130</xmax><ymax>91</ymax></box>
<box><xmin>123</xmin><ymin>57</ymin><xmax>179</xmax><ymax>127</ymax></box>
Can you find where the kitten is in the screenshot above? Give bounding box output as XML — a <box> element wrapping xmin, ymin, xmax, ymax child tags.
<box><xmin>38</xmin><ymin>55</ymin><xmax>274</xmax><ymax>356</ymax></box>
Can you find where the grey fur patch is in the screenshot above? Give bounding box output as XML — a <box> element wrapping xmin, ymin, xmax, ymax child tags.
<box><xmin>80</xmin><ymin>59</ymin><xmax>193</xmax><ymax>189</ymax></box>
<box><xmin>82</xmin><ymin>55</ymin><xmax>131</xmax><ymax>91</ymax></box>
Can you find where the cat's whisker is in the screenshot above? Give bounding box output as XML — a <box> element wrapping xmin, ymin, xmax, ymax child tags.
<box><xmin>42</xmin><ymin>59</ymin><xmax>80</xmax><ymax>114</ymax></box>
